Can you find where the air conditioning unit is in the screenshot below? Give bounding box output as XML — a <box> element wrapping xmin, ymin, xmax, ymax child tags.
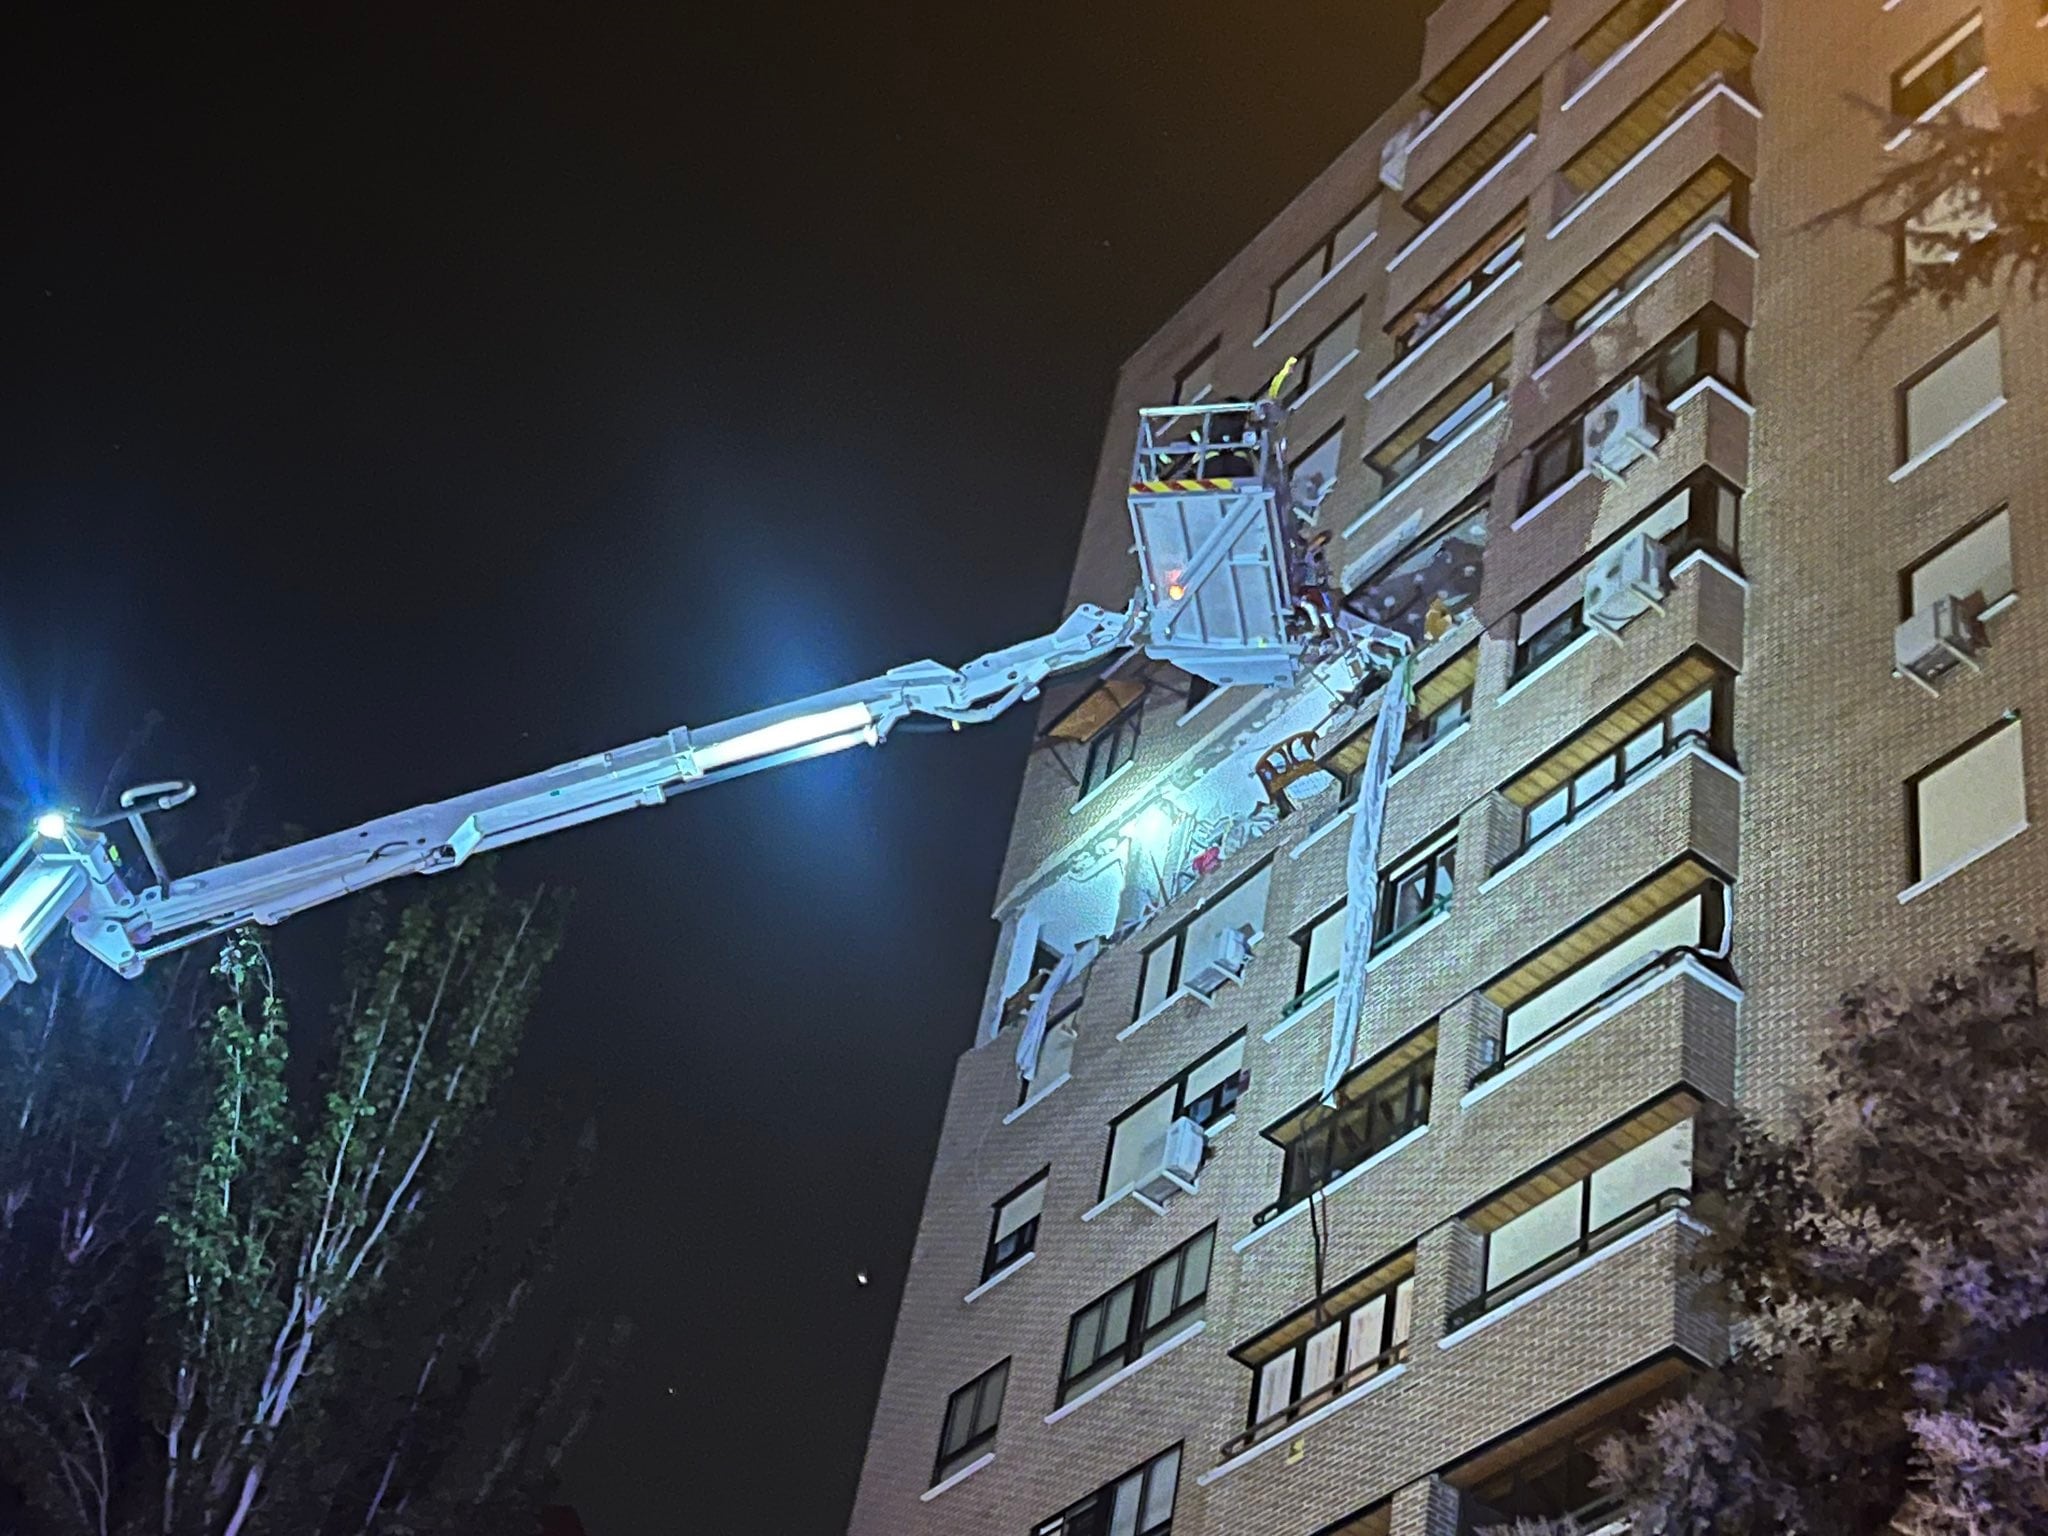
<box><xmin>1582</xmin><ymin>376</ymin><xmax>1664</xmax><ymax>482</ymax></box>
<box><xmin>1584</xmin><ymin>532</ymin><xmax>1672</xmax><ymax>639</ymax></box>
<box><xmin>1894</xmin><ymin>595</ymin><xmax>1987</xmax><ymax>694</ymax></box>
<box><xmin>1379</xmin><ymin>110</ymin><xmax>1434</xmax><ymax>192</ymax></box>
<box><xmin>1136</xmin><ymin>1116</ymin><xmax>1207</xmax><ymax>1207</ymax></box>
<box><xmin>1182</xmin><ymin>924</ymin><xmax>1254</xmax><ymax>998</ymax></box>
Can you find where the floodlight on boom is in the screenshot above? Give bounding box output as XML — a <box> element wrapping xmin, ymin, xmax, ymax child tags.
<box><xmin>34</xmin><ymin>812</ymin><xmax>67</xmax><ymax>841</ymax></box>
<box><xmin>688</xmin><ymin>702</ymin><xmax>879</xmax><ymax>774</ymax></box>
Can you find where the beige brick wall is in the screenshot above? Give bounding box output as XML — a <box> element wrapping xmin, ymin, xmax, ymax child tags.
<box><xmin>851</xmin><ymin>2</ymin><xmax>2048</xmax><ymax>1532</ymax></box>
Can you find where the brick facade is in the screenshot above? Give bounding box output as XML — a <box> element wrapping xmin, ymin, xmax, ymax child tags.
<box><xmin>851</xmin><ymin>2</ymin><xmax>2048</xmax><ymax>1531</ymax></box>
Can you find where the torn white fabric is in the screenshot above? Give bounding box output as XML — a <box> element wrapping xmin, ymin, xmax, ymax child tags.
<box><xmin>1319</xmin><ymin>652</ymin><xmax>1416</xmax><ymax>1105</ymax></box>
<box><xmin>1017</xmin><ymin>938</ymin><xmax>1102</xmax><ymax>1083</ymax></box>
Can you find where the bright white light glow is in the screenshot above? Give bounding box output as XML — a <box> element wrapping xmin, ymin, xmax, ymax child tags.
<box><xmin>1121</xmin><ymin>803</ymin><xmax>1177</xmax><ymax>854</ymax></box>
<box><xmin>691</xmin><ymin>703</ymin><xmax>876</xmax><ymax>773</ymax></box>
<box><xmin>34</xmin><ymin>813</ymin><xmax>66</xmax><ymax>841</ymax></box>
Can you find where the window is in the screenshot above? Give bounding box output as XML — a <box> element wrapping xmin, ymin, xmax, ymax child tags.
<box><xmin>1269</xmin><ymin>202</ymin><xmax>1378</xmax><ymax>327</ymax></box>
<box><xmin>1101</xmin><ymin>1037</ymin><xmax>1246</xmax><ymax>1199</ymax></box>
<box><xmin>1293</xmin><ymin>304</ymin><xmax>1363</xmax><ymax>400</ymax></box>
<box><xmin>1486</xmin><ymin>863</ymin><xmax>1728</xmax><ymax>1067</ymax></box>
<box><xmin>934</xmin><ymin>1359</ymin><xmax>1008</xmax><ymax>1483</ymax></box>
<box><xmin>1396</xmin><ymin>647</ymin><xmax>1479</xmax><ymax>770</ymax></box>
<box><xmin>1405</xmin><ymin>85</ymin><xmax>1541</xmax><ymax>223</ymax></box>
<box><xmin>1909</xmin><ymin>716</ymin><xmax>2027</xmax><ymax>885</ymax></box>
<box><xmin>1174</xmin><ymin>342</ymin><xmax>1218</xmax><ymax>406</ymax></box>
<box><xmin>1060</xmin><ymin>1230</ymin><xmax>1214</xmax><ymax>1403</ymax></box>
<box><xmin>985</xmin><ymin>1171</ymin><xmax>1047</xmax><ymax>1280</ymax></box>
<box><xmin>1080</xmin><ymin>700</ymin><xmax>1142</xmax><ymax>800</ymax></box>
<box><xmin>1376</xmin><ymin>832</ymin><xmax>1455</xmax><ymax>945</ymax></box>
<box><xmin>1545</xmin><ymin>162</ymin><xmax>1749</xmax><ymax>357</ymax></box>
<box><xmin>1035</xmin><ymin>1445</ymin><xmax>1181</xmax><ymax>1536</ymax></box>
<box><xmin>1520</xmin><ymin>307</ymin><xmax>1747</xmax><ymax>512</ymax></box>
<box><xmin>1019</xmin><ymin>1005</ymin><xmax>1080</xmax><ymax>1106</ymax></box>
<box><xmin>1367</xmin><ymin>342</ymin><xmax>1512</xmax><ymax>493</ymax></box>
<box><xmin>1265</xmin><ymin>1025</ymin><xmax>1436</xmax><ymax>1211</ymax></box>
<box><xmin>1294</xmin><ymin>902</ymin><xmax>1347</xmax><ymax>1003</ymax></box>
<box><xmin>1474</xmin><ymin>1119</ymin><xmax>1692</xmax><ymax>1317</ymax></box>
<box><xmin>1901</xmin><ymin>322</ymin><xmax>2003</xmax><ymax>466</ymax></box>
<box><xmin>1516</xmin><ymin>672</ymin><xmax>1726</xmax><ymax>849</ymax></box>
<box><xmin>1343</xmin><ymin>486</ymin><xmax>1490</xmax><ymax>648</ymax></box>
<box><xmin>1901</xmin><ymin>182</ymin><xmax>1996</xmax><ymax>277</ymax></box>
<box><xmin>1905</xmin><ymin>506</ymin><xmax>2012</xmax><ymax>618</ymax></box>
<box><xmin>1514</xmin><ymin>600</ymin><xmax>1585</xmax><ymax>678</ymax></box>
<box><xmin>1556</xmin><ymin>30</ymin><xmax>1756</xmax><ymax>209</ymax></box>
<box><xmin>1237</xmin><ymin>1264</ymin><xmax>1414</xmax><ymax>1451</ymax></box>
<box><xmin>1893</xmin><ymin>14</ymin><xmax>1986</xmax><ymax>124</ymax></box>
<box><xmin>1389</xmin><ymin>211</ymin><xmax>1526</xmax><ymax>358</ymax></box>
<box><xmin>1291</xmin><ymin>424</ymin><xmax>1345</xmax><ymax>513</ymax></box>
<box><xmin>1572</xmin><ymin>0</ymin><xmax>1675</xmax><ymax>75</ymax></box>
<box><xmin>1132</xmin><ymin>864</ymin><xmax>1273</xmax><ymax>1019</ymax></box>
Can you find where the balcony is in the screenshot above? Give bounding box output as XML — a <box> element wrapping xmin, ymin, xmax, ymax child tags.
<box><xmin>1398</xmin><ymin>1</ymin><xmax>1553</xmax><ymax>216</ymax></box>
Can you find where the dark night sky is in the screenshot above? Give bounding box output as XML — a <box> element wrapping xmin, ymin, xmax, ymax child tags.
<box><xmin>4</xmin><ymin>5</ymin><xmax>1427</xmax><ymax>1530</ymax></box>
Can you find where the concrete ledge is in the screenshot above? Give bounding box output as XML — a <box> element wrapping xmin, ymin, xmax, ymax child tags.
<box><xmin>921</xmin><ymin>1451</ymin><xmax>995</xmax><ymax>1502</ymax></box>
<box><xmin>1195</xmin><ymin>1363</ymin><xmax>1409</xmax><ymax>1487</ymax></box>
<box><xmin>1044</xmin><ymin>1321</ymin><xmax>1206</xmax><ymax>1424</ymax></box>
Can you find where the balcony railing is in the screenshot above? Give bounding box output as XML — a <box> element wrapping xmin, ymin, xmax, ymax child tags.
<box><xmin>1471</xmin><ymin>943</ymin><xmax>1729</xmax><ymax>1088</ymax></box>
<box><xmin>1448</xmin><ymin>1188</ymin><xmax>1691</xmax><ymax>1331</ymax></box>
<box><xmin>1464</xmin><ymin>1491</ymin><xmax>1630</xmax><ymax>1536</ymax></box>
<box><xmin>1217</xmin><ymin>1341</ymin><xmax>1409</xmax><ymax>1458</ymax></box>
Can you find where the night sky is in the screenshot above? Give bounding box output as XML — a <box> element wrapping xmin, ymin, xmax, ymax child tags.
<box><xmin>5</xmin><ymin>6</ymin><xmax>1426</xmax><ymax>1530</ymax></box>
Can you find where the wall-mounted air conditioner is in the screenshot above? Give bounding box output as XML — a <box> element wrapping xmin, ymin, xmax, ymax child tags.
<box><xmin>1183</xmin><ymin>925</ymin><xmax>1254</xmax><ymax>998</ymax></box>
<box><xmin>1582</xmin><ymin>376</ymin><xmax>1664</xmax><ymax>482</ymax></box>
<box><xmin>1895</xmin><ymin>595</ymin><xmax>1987</xmax><ymax>694</ymax></box>
<box><xmin>1136</xmin><ymin>1116</ymin><xmax>1207</xmax><ymax>1207</ymax></box>
<box><xmin>1584</xmin><ymin>532</ymin><xmax>1672</xmax><ymax>639</ymax></box>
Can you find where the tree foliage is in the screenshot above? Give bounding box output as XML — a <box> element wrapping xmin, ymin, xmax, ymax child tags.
<box><xmin>0</xmin><ymin>867</ymin><xmax>617</xmax><ymax>1536</ymax></box>
<box><xmin>1567</xmin><ymin>941</ymin><xmax>2048</xmax><ymax>1534</ymax></box>
<box><xmin>1817</xmin><ymin>90</ymin><xmax>2048</xmax><ymax>333</ymax></box>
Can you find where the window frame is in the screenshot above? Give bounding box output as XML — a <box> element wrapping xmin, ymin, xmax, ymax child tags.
<box><xmin>1374</xmin><ymin>831</ymin><xmax>1457</xmax><ymax>947</ymax></box>
<box><xmin>1905</xmin><ymin>714</ymin><xmax>2028</xmax><ymax>884</ymax></box>
<box><xmin>1268</xmin><ymin>1047</ymin><xmax>1435</xmax><ymax>1212</ymax></box>
<box><xmin>1897</xmin><ymin>317</ymin><xmax>2003</xmax><ymax>468</ymax></box>
<box><xmin>1292</xmin><ymin>899</ymin><xmax>1348</xmax><ymax>1004</ymax></box>
<box><xmin>1034</xmin><ymin>1443</ymin><xmax>1183</xmax><ymax>1536</ymax></box>
<box><xmin>1238</xmin><ymin>1271</ymin><xmax>1415</xmax><ymax>1448</ymax></box>
<box><xmin>1079</xmin><ymin>698</ymin><xmax>1143</xmax><ymax>801</ymax></box>
<box><xmin>1899</xmin><ymin>502</ymin><xmax>2013</xmax><ymax>619</ymax></box>
<box><xmin>1891</xmin><ymin>13</ymin><xmax>1986</xmax><ymax>124</ymax></box>
<box><xmin>934</xmin><ymin>1358</ymin><xmax>1009</xmax><ymax>1484</ymax></box>
<box><xmin>1099</xmin><ymin>1036</ymin><xmax>1247</xmax><ymax>1199</ymax></box>
<box><xmin>1519</xmin><ymin>676</ymin><xmax>1730</xmax><ymax>850</ymax></box>
<box><xmin>1130</xmin><ymin>860</ymin><xmax>1274</xmax><ymax>1021</ymax></box>
<box><xmin>984</xmin><ymin>1168</ymin><xmax>1049</xmax><ymax>1281</ymax></box>
<box><xmin>1059</xmin><ymin>1229</ymin><xmax>1216</xmax><ymax>1404</ymax></box>
<box><xmin>1267</xmin><ymin>200</ymin><xmax>1379</xmax><ymax>329</ymax></box>
<box><xmin>1173</xmin><ymin>340</ymin><xmax>1219</xmax><ymax>406</ymax></box>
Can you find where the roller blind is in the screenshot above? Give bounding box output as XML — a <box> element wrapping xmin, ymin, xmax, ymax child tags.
<box><xmin>995</xmin><ymin>1177</ymin><xmax>1046</xmax><ymax>1242</ymax></box>
<box><xmin>1909</xmin><ymin>508</ymin><xmax>2012</xmax><ymax>612</ymax></box>
<box><xmin>1916</xmin><ymin>719</ymin><xmax>2026</xmax><ymax>880</ymax></box>
<box><xmin>1186</xmin><ymin>1038</ymin><xmax>1245</xmax><ymax>1103</ymax></box>
<box><xmin>1905</xmin><ymin>325</ymin><xmax>2002</xmax><ymax>462</ymax></box>
<box><xmin>1185</xmin><ymin>866</ymin><xmax>1273</xmax><ymax>968</ymax></box>
<box><xmin>1105</xmin><ymin>1088</ymin><xmax>1176</xmax><ymax>1195</ymax></box>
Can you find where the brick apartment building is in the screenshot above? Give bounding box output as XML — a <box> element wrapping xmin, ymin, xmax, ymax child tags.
<box><xmin>849</xmin><ymin>0</ymin><xmax>2048</xmax><ymax>1531</ymax></box>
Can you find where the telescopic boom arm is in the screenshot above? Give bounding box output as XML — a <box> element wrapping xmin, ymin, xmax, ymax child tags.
<box><xmin>0</xmin><ymin>600</ymin><xmax>1144</xmax><ymax>1002</ymax></box>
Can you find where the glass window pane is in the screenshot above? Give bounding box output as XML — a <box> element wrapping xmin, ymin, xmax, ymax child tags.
<box><xmin>1109</xmin><ymin>1475</ymin><xmax>1142</xmax><ymax>1536</ymax></box>
<box><xmin>1178</xmin><ymin>1229</ymin><xmax>1214</xmax><ymax>1304</ymax></box>
<box><xmin>1391</xmin><ymin>1276</ymin><xmax>1414</xmax><ymax>1348</ymax></box>
<box><xmin>1575</xmin><ymin>755</ymin><xmax>1618</xmax><ymax>805</ymax></box>
<box><xmin>1144</xmin><ymin>1262</ymin><xmax>1177</xmax><ymax>1330</ymax></box>
<box><xmin>1142</xmin><ymin>1448</ymin><xmax>1180</xmax><ymax>1531</ymax></box>
<box><xmin>1106</xmin><ymin>1089</ymin><xmax>1176</xmax><ymax>1196</ymax></box>
<box><xmin>1671</xmin><ymin>688</ymin><xmax>1714</xmax><ymax>742</ymax></box>
<box><xmin>1303</xmin><ymin>906</ymin><xmax>1346</xmax><ymax>995</ymax></box>
<box><xmin>1257</xmin><ymin>1352</ymin><xmax>1296</xmax><ymax>1421</ymax></box>
<box><xmin>1271</xmin><ymin>251</ymin><xmax>1324</xmax><ymax>323</ymax></box>
<box><xmin>1910</xmin><ymin>506</ymin><xmax>2013</xmax><ymax>611</ymax></box>
<box><xmin>1487</xmin><ymin>1184</ymin><xmax>1584</xmax><ymax>1288</ymax></box>
<box><xmin>1137</xmin><ymin>940</ymin><xmax>1176</xmax><ymax>1018</ymax></box>
<box><xmin>1101</xmin><ymin>1285</ymin><xmax>1134</xmax><ymax>1355</ymax></box>
<box><xmin>1906</xmin><ymin>325</ymin><xmax>2002</xmax><ymax>462</ymax></box>
<box><xmin>1589</xmin><ymin>1120</ymin><xmax>1694</xmax><ymax>1227</ymax></box>
<box><xmin>1621</xmin><ymin>725</ymin><xmax>1662</xmax><ymax>774</ymax></box>
<box><xmin>1915</xmin><ymin>719</ymin><xmax>2026</xmax><ymax>879</ymax></box>
<box><xmin>973</xmin><ymin>1363</ymin><xmax>1007</xmax><ymax>1434</ymax></box>
<box><xmin>1527</xmin><ymin>789</ymin><xmax>1568</xmax><ymax>840</ymax></box>
<box><xmin>1066</xmin><ymin>1313</ymin><xmax>1098</xmax><ymax>1379</ymax></box>
<box><xmin>1333</xmin><ymin>202</ymin><xmax>1376</xmax><ymax>263</ymax></box>
<box><xmin>1346</xmin><ymin>1294</ymin><xmax>1389</xmax><ymax>1373</ymax></box>
<box><xmin>1302</xmin><ymin>1321</ymin><xmax>1343</xmax><ymax>1392</ymax></box>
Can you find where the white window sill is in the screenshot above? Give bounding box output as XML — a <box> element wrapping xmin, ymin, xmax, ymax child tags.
<box><xmin>1232</xmin><ymin>1126</ymin><xmax>1429</xmax><ymax>1253</ymax></box>
<box><xmin>1461</xmin><ymin>954</ymin><xmax>1743</xmax><ymax>1109</ymax></box>
<box><xmin>1366</xmin><ymin>906</ymin><xmax>1450</xmax><ymax>972</ymax></box>
<box><xmin>1547</xmin><ymin>85</ymin><xmax>1759</xmax><ymax>242</ymax></box>
<box><xmin>964</xmin><ymin>1251</ymin><xmax>1035</xmax><ymax>1304</ymax></box>
<box><xmin>1437</xmin><ymin>1209</ymin><xmax>1703</xmax><ymax>1350</ymax></box>
<box><xmin>1368</xmin><ymin>265</ymin><xmax>1519</xmax><ymax>401</ymax></box>
<box><xmin>1292</xmin><ymin>350</ymin><xmax>1361</xmax><ymax>413</ymax></box>
<box><xmin>1890</xmin><ymin>397</ymin><xmax>2007</xmax><ymax>483</ymax></box>
<box><xmin>1390</xmin><ymin>720</ymin><xmax>1470</xmax><ymax>786</ymax></box>
<box><xmin>921</xmin><ymin>1451</ymin><xmax>996</xmax><ymax>1502</ymax></box>
<box><xmin>1478</xmin><ymin>742</ymin><xmax>1742</xmax><ymax>895</ymax></box>
<box><xmin>1667</xmin><ymin>374</ymin><xmax>1754</xmax><ymax>417</ymax></box>
<box><xmin>1403</xmin><ymin>15</ymin><xmax>1549</xmax><ymax>159</ymax></box>
<box><xmin>1343</xmin><ymin>399</ymin><xmax>1508</xmax><ymax>539</ymax></box>
<box><xmin>1254</xmin><ymin>235</ymin><xmax>1378</xmax><ymax>348</ymax></box>
<box><xmin>1884</xmin><ymin>66</ymin><xmax>1989</xmax><ymax>151</ymax></box>
<box><xmin>1004</xmin><ymin>1072</ymin><xmax>1070</xmax><ymax>1124</ymax></box>
<box><xmin>1389</xmin><ymin>132</ymin><xmax>1537</xmax><ymax>272</ymax></box>
<box><xmin>1510</xmin><ymin>466</ymin><xmax>1594</xmax><ymax>531</ymax></box>
<box><xmin>1899</xmin><ymin>819</ymin><xmax>2030</xmax><ymax>904</ymax></box>
<box><xmin>1195</xmin><ymin>1363</ymin><xmax>1410</xmax><ymax>1487</ymax></box>
<box><xmin>1560</xmin><ymin>0</ymin><xmax>1689</xmax><ymax>111</ymax></box>
<box><xmin>1497</xmin><ymin>628</ymin><xmax>1600</xmax><ymax>708</ymax></box>
<box><xmin>1044</xmin><ymin>1320</ymin><xmax>1205</xmax><ymax>1424</ymax></box>
<box><xmin>1290</xmin><ymin>799</ymin><xmax>1360</xmax><ymax>860</ymax></box>
<box><xmin>1264</xmin><ymin>979</ymin><xmax>1338</xmax><ymax>1043</ymax></box>
<box><xmin>1069</xmin><ymin>758</ymin><xmax>1138</xmax><ymax>816</ymax></box>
